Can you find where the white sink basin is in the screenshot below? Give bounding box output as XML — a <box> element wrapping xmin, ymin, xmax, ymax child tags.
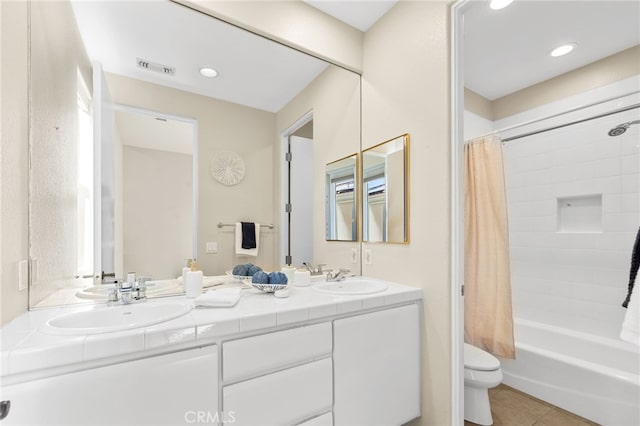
<box><xmin>312</xmin><ymin>279</ymin><xmax>388</xmax><ymax>295</ymax></box>
<box><xmin>45</xmin><ymin>302</ymin><xmax>193</xmax><ymax>335</ymax></box>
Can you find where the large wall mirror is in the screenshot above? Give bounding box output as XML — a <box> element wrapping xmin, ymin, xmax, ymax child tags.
<box><xmin>362</xmin><ymin>134</ymin><xmax>409</xmax><ymax>243</ymax></box>
<box><xmin>28</xmin><ymin>0</ymin><xmax>361</xmax><ymax>308</ymax></box>
<box><xmin>325</xmin><ymin>154</ymin><xmax>358</xmax><ymax>241</ymax></box>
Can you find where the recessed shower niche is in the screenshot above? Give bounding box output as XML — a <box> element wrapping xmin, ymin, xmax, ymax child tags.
<box><xmin>556</xmin><ymin>194</ymin><xmax>603</xmax><ymax>233</ymax></box>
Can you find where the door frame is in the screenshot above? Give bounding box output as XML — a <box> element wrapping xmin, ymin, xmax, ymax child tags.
<box><xmin>451</xmin><ymin>1</ymin><xmax>470</xmax><ymax>425</ymax></box>
<box><xmin>279</xmin><ymin>110</ymin><xmax>314</xmax><ymax>265</ymax></box>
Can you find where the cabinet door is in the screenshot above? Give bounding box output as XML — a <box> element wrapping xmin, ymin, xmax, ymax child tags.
<box><xmin>1</xmin><ymin>345</ymin><xmax>218</xmax><ymax>426</ymax></box>
<box><xmin>333</xmin><ymin>304</ymin><xmax>421</xmax><ymax>426</ymax></box>
<box><xmin>223</xmin><ymin>358</ymin><xmax>332</xmax><ymax>426</ymax></box>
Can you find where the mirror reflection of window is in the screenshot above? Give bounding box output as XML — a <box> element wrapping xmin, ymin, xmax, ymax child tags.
<box><xmin>362</xmin><ymin>134</ymin><xmax>409</xmax><ymax>244</ymax></box>
<box><xmin>363</xmin><ymin>166</ymin><xmax>386</xmax><ymax>241</ymax></box>
<box><xmin>325</xmin><ymin>155</ymin><xmax>358</xmax><ymax>241</ymax></box>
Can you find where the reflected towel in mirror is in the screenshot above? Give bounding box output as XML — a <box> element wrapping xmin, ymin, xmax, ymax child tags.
<box><xmin>235</xmin><ymin>222</ymin><xmax>260</xmax><ymax>256</ymax></box>
<box><xmin>241</xmin><ymin>222</ymin><xmax>257</xmax><ymax>249</ymax></box>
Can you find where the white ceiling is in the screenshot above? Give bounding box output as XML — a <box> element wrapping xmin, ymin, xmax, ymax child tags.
<box><xmin>463</xmin><ymin>0</ymin><xmax>640</xmax><ymax>101</ymax></box>
<box><xmin>71</xmin><ymin>1</ymin><xmax>329</xmax><ymax>113</ymax></box>
<box><xmin>303</xmin><ymin>0</ymin><xmax>398</xmax><ymax>32</ymax></box>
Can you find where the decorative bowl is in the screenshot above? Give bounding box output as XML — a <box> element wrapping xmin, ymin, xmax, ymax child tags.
<box><xmin>225</xmin><ymin>270</ymin><xmax>253</xmax><ymax>286</ymax></box>
<box><xmin>252</xmin><ymin>283</ymin><xmax>288</xmax><ymax>293</ymax></box>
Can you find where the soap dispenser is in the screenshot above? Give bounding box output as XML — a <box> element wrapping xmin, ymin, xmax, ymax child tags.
<box><xmin>185</xmin><ymin>260</ymin><xmax>203</xmax><ymax>298</ymax></box>
<box><xmin>182</xmin><ymin>259</ymin><xmax>193</xmax><ymax>287</ymax></box>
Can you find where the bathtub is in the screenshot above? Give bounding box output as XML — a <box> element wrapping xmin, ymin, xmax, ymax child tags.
<box><xmin>498</xmin><ymin>318</ymin><xmax>640</xmax><ymax>426</ymax></box>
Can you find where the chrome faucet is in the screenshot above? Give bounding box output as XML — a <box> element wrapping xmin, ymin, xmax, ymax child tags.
<box><xmin>302</xmin><ymin>262</ymin><xmax>329</xmax><ymax>276</ymax></box>
<box><xmin>326</xmin><ymin>268</ymin><xmax>351</xmax><ymax>282</ymax></box>
<box><xmin>107</xmin><ymin>275</ymin><xmax>149</xmax><ymax>305</ymax></box>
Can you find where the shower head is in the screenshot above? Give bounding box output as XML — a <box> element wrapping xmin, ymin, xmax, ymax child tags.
<box><xmin>608</xmin><ymin>120</ymin><xmax>640</xmax><ymax>137</ymax></box>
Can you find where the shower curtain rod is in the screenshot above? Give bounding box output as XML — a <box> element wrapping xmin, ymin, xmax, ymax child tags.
<box><xmin>502</xmin><ymin>102</ymin><xmax>640</xmax><ymax>142</ymax></box>
<box><xmin>468</xmin><ymin>90</ymin><xmax>640</xmax><ymax>143</ymax></box>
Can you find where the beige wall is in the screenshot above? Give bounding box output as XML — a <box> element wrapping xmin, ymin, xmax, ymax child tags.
<box><xmin>276</xmin><ymin>65</ymin><xmax>361</xmax><ymax>271</ymax></box>
<box><xmin>178</xmin><ymin>0</ymin><xmax>364</xmax><ymax>73</ymax></box>
<box><xmin>1</xmin><ymin>1</ymin><xmax>29</xmax><ymax>325</ymax></box>
<box><xmin>361</xmin><ymin>1</ymin><xmax>452</xmax><ymax>425</ymax></box>
<box><xmin>106</xmin><ymin>74</ymin><xmax>278</xmax><ymax>275</ymax></box>
<box><xmin>464</xmin><ymin>88</ymin><xmax>493</xmax><ymax>121</ymax></box>
<box><xmin>122</xmin><ymin>146</ymin><xmax>193</xmax><ymax>279</ymax></box>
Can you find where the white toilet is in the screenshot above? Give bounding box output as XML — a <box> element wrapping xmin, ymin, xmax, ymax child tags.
<box><xmin>464</xmin><ymin>343</ymin><xmax>503</xmax><ymax>425</ymax></box>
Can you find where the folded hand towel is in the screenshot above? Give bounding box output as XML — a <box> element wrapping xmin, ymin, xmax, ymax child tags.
<box><xmin>620</xmin><ymin>285</ymin><xmax>639</xmax><ymax>346</ymax></box>
<box><xmin>235</xmin><ymin>222</ymin><xmax>260</xmax><ymax>256</ymax></box>
<box><xmin>194</xmin><ymin>288</ymin><xmax>242</xmax><ymax>308</ymax></box>
<box><xmin>241</xmin><ymin>222</ymin><xmax>257</xmax><ymax>249</ymax></box>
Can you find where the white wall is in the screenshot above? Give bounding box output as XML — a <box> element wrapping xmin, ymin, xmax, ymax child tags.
<box><xmin>361</xmin><ymin>2</ymin><xmax>452</xmax><ymax>425</ymax></box>
<box><xmin>28</xmin><ymin>1</ymin><xmax>93</xmax><ymax>307</ymax></box>
<box><xmin>500</xmin><ymin>80</ymin><xmax>640</xmax><ymax>340</ymax></box>
<box><xmin>464</xmin><ymin>110</ymin><xmax>493</xmax><ymax>141</ymax></box>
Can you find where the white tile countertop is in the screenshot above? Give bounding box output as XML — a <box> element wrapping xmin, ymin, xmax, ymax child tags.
<box><xmin>0</xmin><ymin>277</ymin><xmax>421</xmax><ymax>381</ymax></box>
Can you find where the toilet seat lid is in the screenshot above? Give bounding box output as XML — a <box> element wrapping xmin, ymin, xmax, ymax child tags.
<box><xmin>464</xmin><ymin>343</ymin><xmax>500</xmax><ymax>371</ymax></box>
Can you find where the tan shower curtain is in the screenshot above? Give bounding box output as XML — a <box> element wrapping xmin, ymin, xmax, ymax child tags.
<box><xmin>464</xmin><ymin>135</ymin><xmax>515</xmax><ymax>359</ymax></box>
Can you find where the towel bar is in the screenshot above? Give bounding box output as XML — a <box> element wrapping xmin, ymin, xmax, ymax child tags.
<box><xmin>217</xmin><ymin>222</ymin><xmax>275</xmax><ymax>229</ymax></box>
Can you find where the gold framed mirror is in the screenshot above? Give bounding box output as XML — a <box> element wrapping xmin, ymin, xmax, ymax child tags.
<box><xmin>362</xmin><ymin>134</ymin><xmax>409</xmax><ymax>243</ymax></box>
<box><xmin>325</xmin><ymin>154</ymin><xmax>358</xmax><ymax>241</ymax></box>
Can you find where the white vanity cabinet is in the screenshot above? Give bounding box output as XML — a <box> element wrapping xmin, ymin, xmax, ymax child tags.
<box><xmin>1</xmin><ymin>345</ymin><xmax>218</xmax><ymax>426</ymax></box>
<box><xmin>333</xmin><ymin>304</ymin><xmax>421</xmax><ymax>426</ymax></box>
<box><xmin>221</xmin><ymin>322</ymin><xmax>333</xmax><ymax>425</ymax></box>
<box><xmin>0</xmin><ymin>285</ymin><xmax>423</xmax><ymax>426</ymax></box>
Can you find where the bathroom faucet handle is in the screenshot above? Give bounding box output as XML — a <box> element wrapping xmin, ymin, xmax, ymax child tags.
<box><xmin>107</xmin><ymin>288</ymin><xmax>119</xmax><ymax>303</ymax></box>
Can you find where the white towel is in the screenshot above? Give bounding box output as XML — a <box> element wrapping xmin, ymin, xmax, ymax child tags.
<box><xmin>621</xmin><ymin>288</ymin><xmax>640</xmax><ymax>346</ymax></box>
<box><xmin>235</xmin><ymin>222</ymin><xmax>260</xmax><ymax>256</ymax></box>
<box><xmin>194</xmin><ymin>288</ymin><xmax>242</xmax><ymax>308</ymax></box>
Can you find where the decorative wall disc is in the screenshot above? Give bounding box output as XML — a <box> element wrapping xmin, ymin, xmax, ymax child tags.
<box><xmin>210</xmin><ymin>151</ymin><xmax>246</xmax><ymax>186</ymax></box>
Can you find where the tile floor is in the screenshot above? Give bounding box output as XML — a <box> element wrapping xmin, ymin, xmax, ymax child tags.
<box><xmin>464</xmin><ymin>384</ymin><xmax>599</xmax><ymax>426</ymax></box>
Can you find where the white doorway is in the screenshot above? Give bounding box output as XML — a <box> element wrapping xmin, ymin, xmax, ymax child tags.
<box><xmin>280</xmin><ymin>113</ymin><xmax>314</xmax><ymax>267</ymax></box>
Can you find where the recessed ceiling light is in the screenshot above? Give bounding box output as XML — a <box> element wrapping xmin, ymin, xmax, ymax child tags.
<box><xmin>199</xmin><ymin>67</ymin><xmax>219</xmax><ymax>78</ymax></box>
<box><xmin>550</xmin><ymin>43</ymin><xmax>577</xmax><ymax>57</ymax></box>
<box><xmin>490</xmin><ymin>0</ymin><xmax>514</xmax><ymax>10</ymax></box>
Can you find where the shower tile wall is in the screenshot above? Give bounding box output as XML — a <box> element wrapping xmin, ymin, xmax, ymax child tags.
<box><xmin>503</xmin><ymin>110</ymin><xmax>639</xmax><ymax>339</ymax></box>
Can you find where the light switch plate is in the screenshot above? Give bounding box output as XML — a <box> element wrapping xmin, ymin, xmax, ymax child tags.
<box><xmin>364</xmin><ymin>249</ymin><xmax>372</xmax><ymax>265</ymax></box>
<box><xmin>205</xmin><ymin>242</ymin><xmax>218</xmax><ymax>254</ymax></box>
<box><xmin>18</xmin><ymin>260</ymin><xmax>28</xmax><ymax>291</ymax></box>
<box><xmin>351</xmin><ymin>247</ymin><xmax>358</xmax><ymax>264</ymax></box>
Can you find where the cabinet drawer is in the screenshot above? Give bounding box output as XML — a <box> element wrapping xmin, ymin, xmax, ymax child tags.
<box><xmin>223</xmin><ymin>357</ymin><xmax>332</xmax><ymax>426</ymax></box>
<box><xmin>223</xmin><ymin>322</ymin><xmax>331</xmax><ymax>382</ymax></box>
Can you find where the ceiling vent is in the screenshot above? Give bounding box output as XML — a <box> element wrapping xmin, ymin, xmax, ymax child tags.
<box><xmin>136</xmin><ymin>58</ymin><xmax>175</xmax><ymax>76</ymax></box>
